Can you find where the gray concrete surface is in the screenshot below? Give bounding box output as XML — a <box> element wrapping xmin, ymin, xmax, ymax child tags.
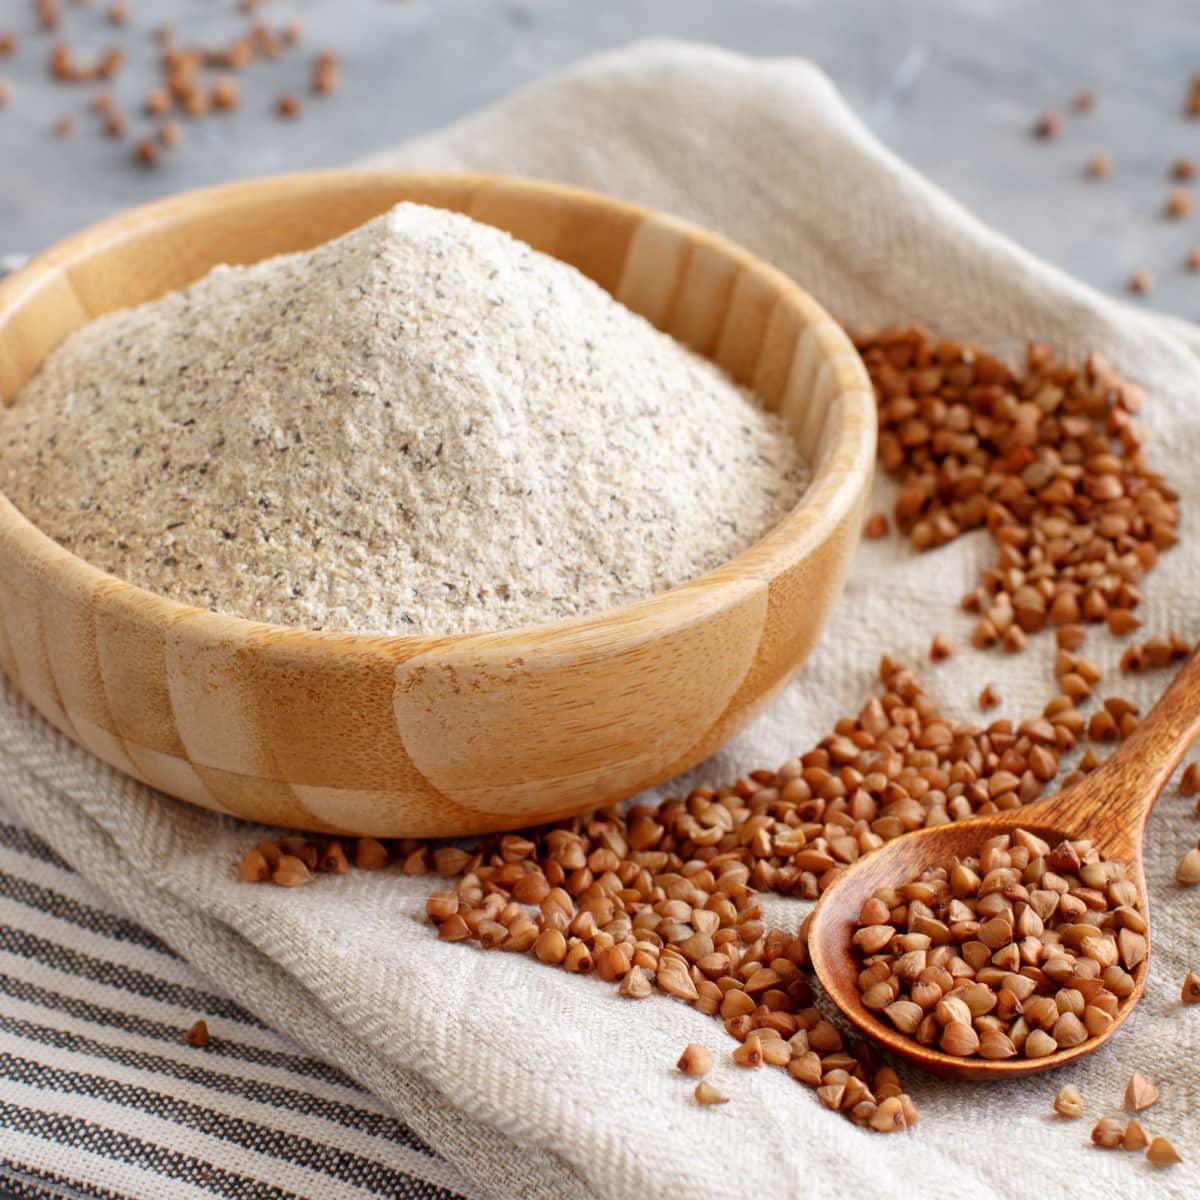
<box><xmin>2</xmin><ymin>0</ymin><xmax>1199</xmax><ymax>315</ymax></box>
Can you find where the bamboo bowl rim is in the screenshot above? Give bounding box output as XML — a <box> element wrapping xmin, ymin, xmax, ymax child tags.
<box><xmin>0</xmin><ymin>170</ymin><xmax>875</xmax><ymax>663</ymax></box>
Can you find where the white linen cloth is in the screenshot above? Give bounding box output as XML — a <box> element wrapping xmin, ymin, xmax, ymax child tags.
<box><xmin>4</xmin><ymin>39</ymin><xmax>1200</xmax><ymax>1200</ymax></box>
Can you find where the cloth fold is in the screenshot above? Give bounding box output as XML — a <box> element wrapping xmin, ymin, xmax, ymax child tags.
<box><xmin>4</xmin><ymin>39</ymin><xmax>1200</xmax><ymax>1200</ymax></box>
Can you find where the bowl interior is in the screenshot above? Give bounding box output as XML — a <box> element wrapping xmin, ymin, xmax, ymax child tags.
<box><xmin>0</xmin><ymin>171</ymin><xmax>857</xmax><ymax>476</ymax></box>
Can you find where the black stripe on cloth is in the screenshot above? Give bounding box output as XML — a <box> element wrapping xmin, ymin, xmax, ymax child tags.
<box><xmin>0</xmin><ymin>1051</ymin><xmax>445</xmax><ymax>1198</ymax></box>
<box><xmin>0</xmin><ymin>1012</ymin><xmax>432</xmax><ymax>1153</ymax></box>
<box><xmin>0</xmin><ymin>1159</ymin><xmax>465</xmax><ymax>1200</ymax></box>
<box><xmin>0</xmin><ymin>1100</ymin><xmax>303</xmax><ymax>1200</ymax></box>
<box><xmin>0</xmin><ymin>1158</ymin><xmax>124</xmax><ymax>1200</ymax></box>
<box><xmin>0</xmin><ymin>823</ymin><xmax>72</xmax><ymax>873</ymax></box>
<box><xmin>0</xmin><ymin>866</ymin><xmax>178</xmax><ymax>959</ymax></box>
<box><xmin>0</xmin><ymin>973</ymin><xmax>356</xmax><ymax>1089</ymax></box>
<box><xmin>0</xmin><ymin>925</ymin><xmax>264</xmax><ymax>1028</ymax></box>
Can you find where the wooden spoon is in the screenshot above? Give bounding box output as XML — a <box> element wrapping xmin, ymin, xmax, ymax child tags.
<box><xmin>808</xmin><ymin>646</ymin><xmax>1200</xmax><ymax>1079</ymax></box>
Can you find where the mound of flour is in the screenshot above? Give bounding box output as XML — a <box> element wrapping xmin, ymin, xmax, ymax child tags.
<box><xmin>0</xmin><ymin>202</ymin><xmax>807</xmax><ymax>634</ymax></box>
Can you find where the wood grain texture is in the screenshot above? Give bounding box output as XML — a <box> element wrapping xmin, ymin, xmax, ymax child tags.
<box><xmin>809</xmin><ymin>645</ymin><xmax>1200</xmax><ymax>1080</ymax></box>
<box><xmin>0</xmin><ymin>170</ymin><xmax>875</xmax><ymax>836</ymax></box>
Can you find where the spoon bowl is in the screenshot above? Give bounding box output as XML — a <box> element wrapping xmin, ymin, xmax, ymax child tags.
<box><xmin>808</xmin><ymin>645</ymin><xmax>1200</xmax><ymax>1080</ymax></box>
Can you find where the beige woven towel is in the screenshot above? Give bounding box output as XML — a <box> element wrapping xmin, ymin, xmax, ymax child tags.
<box><xmin>4</xmin><ymin>40</ymin><xmax>1200</xmax><ymax>1200</ymax></box>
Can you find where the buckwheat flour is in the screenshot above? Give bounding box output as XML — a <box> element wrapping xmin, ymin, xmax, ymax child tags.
<box><xmin>0</xmin><ymin>202</ymin><xmax>807</xmax><ymax>635</ymax></box>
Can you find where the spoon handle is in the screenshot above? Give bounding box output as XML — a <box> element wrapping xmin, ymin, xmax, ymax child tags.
<box><xmin>1047</xmin><ymin>642</ymin><xmax>1200</xmax><ymax>849</ymax></box>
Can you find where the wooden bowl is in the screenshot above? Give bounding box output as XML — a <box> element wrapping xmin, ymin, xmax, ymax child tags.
<box><xmin>0</xmin><ymin>170</ymin><xmax>875</xmax><ymax>837</ymax></box>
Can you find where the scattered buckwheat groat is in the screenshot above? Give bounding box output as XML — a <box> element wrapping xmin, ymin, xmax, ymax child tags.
<box><xmin>855</xmin><ymin>327</ymin><xmax>1179</xmax><ymax>651</ymax></box>
<box><xmin>132</xmin><ymin>137</ymin><xmax>158</xmax><ymax>166</ymax></box>
<box><xmin>1129</xmin><ymin>269</ymin><xmax>1153</xmax><ymax>294</ymax></box>
<box><xmin>271</xmin><ymin>854</ymin><xmax>313</xmax><ymax>887</ymax></box>
<box><xmin>1085</xmin><ymin>151</ymin><xmax>1112</xmax><ymax>179</ymax></box>
<box><xmin>1085</xmin><ymin>696</ymin><xmax>1140</xmax><ymax>744</ymax></box>
<box><xmin>1120</xmin><ymin>634</ymin><xmax>1190</xmax><ymax>673</ymax></box>
<box><xmin>1187</xmin><ymin>73</ymin><xmax>1200</xmax><ymax>117</ymax></box>
<box><xmin>1165</xmin><ymin>189</ymin><xmax>1194</xmax><ymax>219</ymax></box>
<box><xmin>864</xmin><ymin>512</ymin><xmax>888</xmax><ymax>538</ymax></box>
<box><xmin>1033</xmin><ymin>111</ymin><xmax>1063</xmax><ymax>138</ymax></box>
<box><xmin>1106</xmin><ymin>607</ymin><xmax>1140</xmax><ymax>636</ymax></box>
<box><xmin>1182</xmin><ymin>972</ymin><xmax>1200</xmax><ymax>1004</ymax></box>
<box><xmin>24</xmin><ymin>4</ymin><xmax>338</xmax><ymax>168</ymax></box>
<box><xmin>1124</xmin><ymin>1071</ymin><xmax>1159</xmax><ymax>1112</ymax></box>
<box><xmin>211</xmin><ymin>75</ymin><xmax>239</xmax><ymax>111</ymax></box>
<box><xmin>1092</xmin><ymin>1117</ymin><xmax>1125</xmax><ymax>1148</ymax></box>
<box><xmin>1054</xmin><ymin>1085</ymin><xmax>1084</xmax><ymax>1118</ymax></box>
<box><xmin>1175</xmin><ymin>847</ymin><xmax>1200</xmax><ymax>886</ymax></box>
<box><xmin>236</xmin><ymin>621</ymin><xmax>1173</xmax><ymax>1133</ymax></box>
<box><xmin>929</xmin><ymin>634</ymin><xmax>954</xmax><ymax>661</ymax></box>
<box><xmin>1056</xmin><ymin>626</ymin><xmax>1086</xmax><ymax>652</ymax></box>
<box><xmin>313</xmin><ymin>50</ymin><xmax>339</xmax><ymax>95</ymax></box>
<box><xmin>620</xmin><ymin>967</ymin><xmax>652</xmax><ymax>999</ymax></box>
<box><xmin>1123</xmin><ymin>1119</ymin><xmax>1149</xmax><ymax>1151</ymax></box>
<box><xmin>243</xmin><ymin>659</ymin><xmax>984</xmax><ymax>1131</ymax></box>
<box><xmin>694</xmin><ymin>1082</ymin><xmax>729</xmax><ymax>1106</ymax></box>
<box><xmin>677</xmin><ymin>1045</ymin><xmax>713</xmax><ymax>1077</ymax></box>
<box><xmin>355</xmin><ymin>838</ymin><xmax>389</xmax><ymax>870</ymax></box>
<box><xmin>184</xmin><ymin>1019</ymin><xmax>210</xmax><ymax>1047</ymax></box>
<box><xmin>1147</xmin><ymin>1136</ymin><xmax>1182</xmax><ymax>1166</ymax></box>
<box><xmin>37</xmin><ymin>0</ymin><xmax>59</xmax><ymax>32</ymax></box>
<box><xmin>731</xmin><ymin>1041</ymin><xmax>764</xmax><ymax>1069</ymax></box>
<box><xmin>237</xmin><ymin>846</ymin><xmax>270</xmax><ymax>883</ymax></box>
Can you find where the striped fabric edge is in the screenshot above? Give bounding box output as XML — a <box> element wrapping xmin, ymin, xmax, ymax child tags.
<box><xmin>0</xmin><ymin>872</ymin><xmax>395</xmax><ymax>1158</ymax></box>
<box><xmin>0</xmin><ymin>819</ymin><xmax>476</xmax><ymax>1200</ymax></box>
<box><xmin>0</xmin><ymin>967</ymin><xmax>383</xmax><ymax>1090</ymax></box>
<box><xmin>0</xmin><ymin>925</ymin><xmax>268</xmax><ymax>1033</ymax></box>
<box><xmin>0</xmin><ymin>825</ymin><xmax>75</xmax><ymax>875</ymax></box>
<box><xmin>0</xmin><ymin>846</ymin><xmax>362</xmax><ymax>1086</ymax></box>
<box><xmin>0</xmin><ymin>840</ymin><xmax>179</xmax><ymax>958</ymax></box>
<box><xmin>0</xmin><ymin>1008</ymin><xmax>424</xmax><ymax>1142</ymax></box>
<box><xmin>1</xmin><ymin>1101</ymin><xmax>464</xmax><ymax>1200</ymax></box>
<box><xmin>0</xmin><ymin>1058</ymin><xmax>455</xmax><ymax>1198</ymax></box>
<box><xmin>1</xmin><ymin>1157</ymin><xmax>126</xmax><ymax>1200</ymax></box>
